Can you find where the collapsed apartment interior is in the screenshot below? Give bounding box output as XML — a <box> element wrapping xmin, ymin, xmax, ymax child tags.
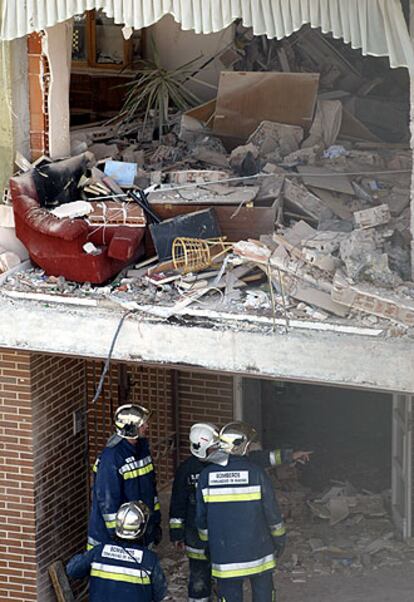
<box><xmin>1</xmin><ymin>1</ymin><xmax>414</xmax><ymax>600</ymax></box>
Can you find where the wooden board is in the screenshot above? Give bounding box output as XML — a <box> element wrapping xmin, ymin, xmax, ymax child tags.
<box><xmin>213</xmin><ymin>72</ymin><xmax>320</xmax><ymax>140</ymax></box>
<box><xmin>48</xmin><ymin>561</ymin><xmax>75</xmax><ymax>602</ymax></box>
<box><xmin>145</xmin><ymin>203</ymin><xmax>278</xmax><ymax>256</ymax></box>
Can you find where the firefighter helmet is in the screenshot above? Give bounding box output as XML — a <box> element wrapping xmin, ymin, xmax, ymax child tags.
<box><xmin>114</xmin><ymin>404</ymin><xmax>151</xmax><ymax>439</ymax></box>
<box><xmin>115</xmin><ymin>501</ymin><xmax>150</xmax><ymax>540</ymax></box>
<box><xmin>219</xmin><ymin>421</ymin><xmax>257</xmax><ymax>456</ymax></box>
<box><xmin>189</xmin><ymin>422</ymin><xmax>220</xmax><ymax>460</ymax></box>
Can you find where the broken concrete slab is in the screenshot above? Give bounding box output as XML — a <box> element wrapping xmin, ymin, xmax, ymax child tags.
<box><xmin>247</xmin><ymin>121</ymin><xmax>304</xmax><ymax>159</ymax></box>
<box><xmin>353</xmin><ymin>204</ymin><xmax>391</xmax><ymax>230</ymax></box>
<box><xmin>148</xmin><ymin>185</ymin><xmax>259</xmax><ymax>206</ymax></box>
<box><xmin>233</xmin><ymin>240</ymin><xmax>272</xmax><ymax>264</ymax></box>
<box><xmin>386</xmin><ymin>188</ymin><xmax>410</xmax><ymax>217</ymax></box>
<box><xmin>331</xmin><ymin>272</ymin><xmax>414</xmax><ymax>327</ymax></box>
<box><xmin>297</xmin><ymin>165</ymin><xmax>355</xmax><ymax>196</ymax></box>
<box><xmin>302</xmin><ymin>231</ymin><xmax>347</xmax><ymax>254</ymax></box>
<box><xmin>167</xmin><ymin>170</ymin><xmax>229</xmax><ymax>185</ymax></box>
<box><xmin>282</xmin><ymin>145</ymin><xmax>320</xmax><ymax>167</ymax></box>
<box><xmin>328</xmin><ymin>497</ymin><xmax>350</xmax><ymax>526</ymax></box>
<box><xmin>282</xmin><ymin>273</ymin><xmax>349</xmax><ymax>317</ymax></box>
<box><xmin>88</xmin><ymin>143</ymin><xmax>120</xmax><ymax>162</ymax></box>
<box><xmin>283</xmin><ymin>179</ymin><xmax>325</xmax><ymax>221</ymax></box>
<box><xmin>308</xmin><ymin>187</ymin><xmax>354</xmax><ymax>221</ymax></box>
<box><xmin>302</xmin><ymin>248</ymin><xmax>340</xmax><ymax>274</ymax></box>
<box><xmin>339</xmin><ymin>229</ymin><xmax>399</xmax><ymax>288</ymax></box>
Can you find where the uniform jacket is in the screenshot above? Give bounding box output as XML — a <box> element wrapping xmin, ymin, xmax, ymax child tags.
<box><xmin>67</xmin><ymin>540</ymin><xmax>167</xmax><ymax>602</ymax></box>
<box><xmin>169</xmin><ymin>449</ymin><xmax>287</xmax><ymax>561</ymax></box>
<box><xmin>88</xmin><ymin>436</ymin><xmax>160</xmax><ymax>549</ymax></box>
<box><xmin>196</xmin><ymin>454</ymin><xmax>285</xmax><ymax>580</ymax></box>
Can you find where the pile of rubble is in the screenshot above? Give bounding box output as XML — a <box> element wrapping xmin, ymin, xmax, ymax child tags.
<box><xmin>273</xmin><ymin>473</ymin><xmax>414</xmax><ymax>582</ymax></box>
<box><xmin>3</xmin><ymin>25</ymin><xmax>413</xmax><ymax>335</ymax></box>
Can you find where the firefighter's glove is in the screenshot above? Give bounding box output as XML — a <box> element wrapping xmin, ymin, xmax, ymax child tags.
<box><xmin>273</xmin><ymin>534</ymin><xmax>286</xmax><ymax>559</ymax></box>
<box><xmin>153</xmin><ymin>524</ymin><xmax>163</xmax><ymax>546</ymax></box>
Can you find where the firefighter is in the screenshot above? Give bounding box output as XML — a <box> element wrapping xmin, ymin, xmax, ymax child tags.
<box><xmin>67</xmin><ymin>501</ymin><xmax>167</xmax><ymax>602</ymax></box>
<box><xmin>196</xmin><ymin>421</ymin><xmax>286</xmax><ymax>602</ymax></box>
<box><xmin>169</xmin><ymin>422</ymin><xmax>221</xmax><ymax>602</ymax></box>
<box><xmin>87</xmin><ymin>404</ymin><xmax>162</xmax><ymax>550</ymax></box>
<box><xmin>169</xmin><ymin>422</ymin><xmax>306</xmax><ymax>601</ymax></box>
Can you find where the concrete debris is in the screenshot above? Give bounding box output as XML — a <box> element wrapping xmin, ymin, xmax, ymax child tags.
<box><xmin>339</xmin><ymin>229</ymin><xmax>400</xmax><ymax>288</ymax></box>
<box><xmin>6</xmin><ymin>39</ymin><xmax>412</xmax><ymax>338</ymax></box>
<box><xmin>353</xmin><ymin>204</ymin><xmax>391</xmax><ymax>230</ymax></box>
<box><xmin>247</xmin><ymin>121</ymin><xmax>304</xmax><ymax>161</ymax></box>
<box><xmin>332</xmin><ymin>272</ymin><xmax>414</xmax><ymax>327</ymax></box>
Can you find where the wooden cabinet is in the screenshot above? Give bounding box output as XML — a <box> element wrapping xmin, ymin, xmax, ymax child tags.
<box><xmin>70</xmin><ymin>10</ymin><xmax>144</xmax><ymax>123</ymax></box>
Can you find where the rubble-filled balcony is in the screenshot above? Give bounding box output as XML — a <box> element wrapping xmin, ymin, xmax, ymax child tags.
<box><xmin>1</xmin><ymin>25</ymin><xmax>413</xmax><ymax>393</ymax></box>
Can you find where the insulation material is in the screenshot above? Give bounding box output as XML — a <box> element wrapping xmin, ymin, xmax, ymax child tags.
<box><xmin>1</xmin><ymin>1</ymin><xmax>413</xmax><ymax>70</ymax></box>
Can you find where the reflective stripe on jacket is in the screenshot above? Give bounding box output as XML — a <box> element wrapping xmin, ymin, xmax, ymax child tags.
<box><xmin>67</xmin><ymin>541</ymin><xmax>167</xmax><ymax>602</ymax></box>
<box><xmin>196</xmin><ymin>455</ymin><xmax>285</xmax><ymax>579</ymax></box>
<box><xmin>88</xmin><ymin>437</ymin><xmax>160</xmax><ymax>548</ymax></box>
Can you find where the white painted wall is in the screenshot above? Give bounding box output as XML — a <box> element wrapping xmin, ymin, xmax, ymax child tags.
<box><xmin>10</xmin><ymin>37</ymin><xmax>30</xmax><ymax>160</ymax></box>
<box><xmin>149</xmin><ymin>15</ymin><xmax>234</xmax><ymax>102</ymax></box>
<box><xmin>44</xmin><ymin>21</ymin><xmax>73</xmax><ymax>159</ymax></box>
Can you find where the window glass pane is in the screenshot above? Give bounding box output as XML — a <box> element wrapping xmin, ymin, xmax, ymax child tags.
<box><xmin>95</xmin><ymin>9</ymin><xmax>124</xmax><ymax>65</ymax></box>
<box><xmin>72</xmin><ymin>14</ymin><xmax>87</xmax><ymax>62</ymax></box>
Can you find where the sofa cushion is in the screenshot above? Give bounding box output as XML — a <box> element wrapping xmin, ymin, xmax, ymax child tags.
<box><xmin>33</xmin><ymin>153</ymin><xmax>90</xmax><ymax>209</ymax></box>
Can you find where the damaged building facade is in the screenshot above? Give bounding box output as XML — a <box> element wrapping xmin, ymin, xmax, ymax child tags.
<box><xmin>1</xmin><ymin>1</ymin><xmax>414</xmax><ymax>600</ymax></box>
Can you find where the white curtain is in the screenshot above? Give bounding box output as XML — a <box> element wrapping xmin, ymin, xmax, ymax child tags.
<box><xmin>2</xmin><ymin>0</ymin><xmax>414</xmax><ymax>69</ymax></box>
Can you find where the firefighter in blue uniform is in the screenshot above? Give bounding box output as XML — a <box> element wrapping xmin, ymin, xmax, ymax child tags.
<box><xmin>67</xmin><ymin>500</ymin><xmax>167</xmax><ymax>602</ymax></box>
<box><xmin>170</xmin><ymin>421</ymin><xmax>311</xmax><ymax>601</ymax></box>
<box><xmin>87</xmin><ymin>404</ymin><xmax>162</xmax><ymax>550</ymax></box>
<box><xmin>169</xmin><ymin>423</ymin><xmax>221</xmax><ymax>602</ymax></box>
<box><xmin>196</xmin><ymin>421</ymin><xmax>287</xmax><ymax>602</ymax></box>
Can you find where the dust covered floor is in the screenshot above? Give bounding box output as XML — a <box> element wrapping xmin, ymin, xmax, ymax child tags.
<box><xmin>157</xmin><ymin>489</ymin><xmax>414</xmax><ymax>601</ymax></box>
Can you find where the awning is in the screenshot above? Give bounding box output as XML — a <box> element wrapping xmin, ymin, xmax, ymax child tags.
<box><xmin>2</xmin><ymin>0</ymin><xmax>414</xmax><ymax>70</ymax></box>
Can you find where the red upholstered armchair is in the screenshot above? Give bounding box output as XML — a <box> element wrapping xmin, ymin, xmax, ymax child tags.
<box><xmin>10</xmin><ymin>170</ymin><xmax>146</xmax><ymax>284</ymax></box>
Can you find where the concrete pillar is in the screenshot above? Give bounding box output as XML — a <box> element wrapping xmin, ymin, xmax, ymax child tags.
<box><xmin>410</xmin><ymin>1</ymin><xmax>414</xmax><ymax>278</ymax></box>
<box><xmin>44</xmin><ymin>21</ymin><xmax>73</xmax><ymax>159</ymax></box>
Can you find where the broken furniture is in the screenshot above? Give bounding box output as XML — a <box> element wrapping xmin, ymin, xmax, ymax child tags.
<box><xmin>10</xmin><ymin>164</ymin><xmax>146</xmax><ymax>284</ymax></box>
<box><xmin>172</xmin><ymin>237</ymin><xmax>232</xmax><ymax>274</ymax></box>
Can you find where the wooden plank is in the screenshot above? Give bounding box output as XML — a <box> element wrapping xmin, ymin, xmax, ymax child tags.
<box><xmin>48</xmin><ymin>561</ymin><xmax>75</xmax><ymax>602</ymax></box>
<box><xmin>213</xmin><ymin>71</ymin><xmax>319</xmax><ymax>139</ymax></box>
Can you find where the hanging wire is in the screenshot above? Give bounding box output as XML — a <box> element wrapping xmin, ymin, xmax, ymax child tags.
<box><xmin>90</xmin><ymin>310</ymin><xmax>136</xmax><ymax>406</ymax></box>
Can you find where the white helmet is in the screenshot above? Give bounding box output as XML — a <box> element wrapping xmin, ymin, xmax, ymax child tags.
<box><xmin>189</xmin><ymin>422</ymin><xmax>220</xmax><ymax>460</ymax></box>
<box><xmin>114</xmin><ymin>404</ymin><xmax>151</xmax><ymax>439</ymax></box>
<box><xmin>115</xmin><ymin>501</ymin><xmax>150</xmax><ymax>540</ymax></box>
<box><xmin>219</xmin><ymin>421</ymin><xmax>257</xmax><ymax>456</ymax></box>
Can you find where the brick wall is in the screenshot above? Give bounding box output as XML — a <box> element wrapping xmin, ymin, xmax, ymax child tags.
<box><xmin>86</xmin><ymin>364</ymin><xmax>235</xmax><ymax>482</ymax></box>
<box><xmin>0</xmin><ymin>351</ymin><xmax>87</xmax><ymax>602</ymax></box>
<box><xmin>30</xmin><ymin>355</ymin><xmax>87</xmax><ymax>601</ymax></box>
<box><xmin>27</xmin><ymin>33</ymin><xmax>49</xmax><ymax>160</ymax></box>
<box><xmin>0</xmin><ymin>350</ymin><xmax>37</xmax><ymax>601</ymax></box>
<box><xmin>0</xmin><ymin>354</ymin><xmax>235</xmax><ymax>600</ymax></box>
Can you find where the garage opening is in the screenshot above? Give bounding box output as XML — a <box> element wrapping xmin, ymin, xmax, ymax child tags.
<box><xmin>241</xmin><ymin>378</ymin><xmax>414</xmax><ymax>585</ymax></box>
